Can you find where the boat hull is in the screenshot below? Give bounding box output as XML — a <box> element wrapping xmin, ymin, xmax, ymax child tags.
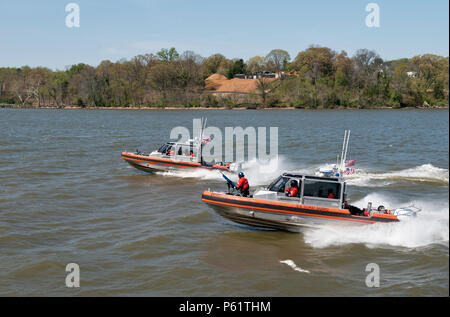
<box><xmin>202</xmin><ymin>191</ymin><xmax>399</xmax><ymax>232</ymax></box>
<box><xmin>121</xmin><ymin>152</ymin><xmax>231</xmax><ymax>173</ymax></box>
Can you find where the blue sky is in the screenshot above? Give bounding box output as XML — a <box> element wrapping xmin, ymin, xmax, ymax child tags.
<box><xmin>0</xmin><ymin>0</ymin><xmax>448</xmax><ymax>70</ymax></box>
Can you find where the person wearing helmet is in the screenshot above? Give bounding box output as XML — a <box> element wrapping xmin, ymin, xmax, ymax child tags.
<box><xmin>236</xmin><ymin>172</ymin><xmax>250</xmax><ymax>197</ymax></box>
<box><xmin>285</xmin><ymin>179</ymin><xmax>298</xmax><ymax>197</ymax></box>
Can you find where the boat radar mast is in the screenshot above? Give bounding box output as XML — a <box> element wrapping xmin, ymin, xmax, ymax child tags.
<box><xmin>317</xmin><ymin>130</ymin><xmax>352</xmax><ymax>178</ymax></box>
<box><xmin>338</xmin><ymin>130</ymin><xmax>351</xmax><ymax>177</ymax></box>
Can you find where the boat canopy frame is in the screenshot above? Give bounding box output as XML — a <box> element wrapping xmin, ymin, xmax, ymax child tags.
<box><xmin>156</xmin><ymin>140</ymin><xmax>200</xmax><ymax>163</ymax></box>
<box><xmin>154</xmin><ymin>118</ymin><xmax>211</xmax><ymax>165</ymax></box>
<box><xmin>267</xmin><ymin>173</ymin><xmax>346</xmax><ymax>209</ymax></box>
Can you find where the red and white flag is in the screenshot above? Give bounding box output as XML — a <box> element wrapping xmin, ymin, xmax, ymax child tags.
<box><xmin>202</xmin><ymin>135</ymin><xmax>212</xmax><ymax>144</ymax></box>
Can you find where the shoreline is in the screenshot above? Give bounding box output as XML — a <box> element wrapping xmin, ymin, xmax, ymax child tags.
<box><xmin>1</xmin><ymin>104</ymin><xmax>448</xmax><ymax>111</ymax></box>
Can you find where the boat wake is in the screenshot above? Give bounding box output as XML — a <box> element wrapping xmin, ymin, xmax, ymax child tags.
<box><xmin>156</xmin><ymin>156</ymin><xmax>291</xmax><ymax>186</ymax></box>
<box><xmin>288</xmin><ymin>163</ymin><xmax>449</xmax><ymax>187</ymax></box>
<box><xmin>302</xmin><ymin>194</ymin><xmax>449</xmax><ymax>249</ymax></box>
<box><xmin>157</xmin><ymin>157</ymin><xmax>448</xmax><ymax>188</ymax></box>
<box><xmin>345</xmin><ymin>164</ymin><xmax>449</xmax><ymax>187</ymax></box>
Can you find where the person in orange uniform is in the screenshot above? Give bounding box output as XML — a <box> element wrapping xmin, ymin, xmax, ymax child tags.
<box><xmin>327</xmin><ymin>189</ymin><xmax>335</xmax><ymax>199</ymax></box>
<box><xmin>285</xmin><ymin>180</ymin><xmax>299</xmax><ymax>197</ymax></box>
<box><xmin>236</xmin><ymin>172</ymin><xmax>250</xmax><ymax>197</ymax></box>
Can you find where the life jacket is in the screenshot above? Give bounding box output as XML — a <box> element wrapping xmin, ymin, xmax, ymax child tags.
<box><xmin>328</xmin><ymin>192</ymin><xmax>335</xmax><ymax>199</ymax></box>
<box><xmin>286</xmin><ymin>186</ymin><xmax>298</xmax><ymax>197</ymax></box>
<box><xmin>237</xmin><ymin>177</ymin><xmax>249</xmax><ymax>190</ymax></box>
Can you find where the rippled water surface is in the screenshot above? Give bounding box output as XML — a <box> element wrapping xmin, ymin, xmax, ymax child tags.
<box><xmin>0</xmin><ymin>108</ymin><xmax>448</xmax><ymax>296</ymax></box>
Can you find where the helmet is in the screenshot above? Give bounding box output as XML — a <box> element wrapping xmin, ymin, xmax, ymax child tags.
<box><xmin>290</xmin><ymin>180</ymin><xmax>297</xmax><ymax>187</ymax></box>
<box><xmin>238</xmin><ymin>172</ymin><xmax>245</xmax><ymax>178</ymax></box>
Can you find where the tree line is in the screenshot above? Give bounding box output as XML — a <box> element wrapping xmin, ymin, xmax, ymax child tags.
<box><xmin>0</xmin><ymin>46</ymin><xmax>448</xmax><ymax>108</ymax></box>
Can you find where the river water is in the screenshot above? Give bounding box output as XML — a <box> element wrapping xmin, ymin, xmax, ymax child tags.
<box><xmin>0</xmin><ymin>108</ymin><xmax>448</xmax><ymax>296</ymax></box>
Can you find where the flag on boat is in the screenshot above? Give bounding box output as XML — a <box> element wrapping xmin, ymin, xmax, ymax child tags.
<box><xmin>202</xmin><ymin>135</ymin><xmax>212</xmax><ymax>144</ymax></box>
<box><xmin>344</xmin><ymin>168</ymin><xmax>355</xmax><ymax>175</ymax></box>
<box><xmin>345</xmin><ymin>159</ymin><xmax>356</xmax><ymax>167</ymax></box>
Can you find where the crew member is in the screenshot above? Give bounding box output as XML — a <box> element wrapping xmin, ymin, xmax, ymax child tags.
<box><xmin>327</xmin><ymin>189</ymin><xmax>335</xmax><ymax>199</ymax></box>
<box><xmin>236</xmin><ymin>172</ymin><xmax>250</xmax><ymax>197</ymax></box>
<box><xmin>285</xmin><ymin>180</ymin><xmax>298</xmax><ymax>197</ymax></box>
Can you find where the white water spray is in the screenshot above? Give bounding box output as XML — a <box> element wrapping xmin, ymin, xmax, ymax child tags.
<box><xmin>280</xmin><ymin>260</ymin><xmax>311</xmax><ymax>273</ymax></box>
<box><xmin>303</xmin><ymin>195</ymin><xmax>449</xmax><ymax>249</ymax></box>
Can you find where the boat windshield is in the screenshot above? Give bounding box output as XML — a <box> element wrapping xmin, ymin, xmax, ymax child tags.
<box><xmin>268</xmin><ymin>176</ymin><xmax>290</xmax><ymax>193</ymax></box>
<box><xmin>157</xmin><ymin>144</ymin><xmax>169</xmax><ymax>153</ymax></box>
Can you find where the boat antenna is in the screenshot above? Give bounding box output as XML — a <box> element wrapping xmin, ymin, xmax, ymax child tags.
<box><xmin>339</xmin><ymin>130</ymin><xmax>350</xmax><ymax>175</ymax></box>
<box><xmin>203</xmin><ymin>117</ymin><xmax>207</xmax><ymax>137</ymax></box>
<box><xmin>199</xmin><ymin>117</ymin><xmax>207</xmax><ymax>164</ymax></box>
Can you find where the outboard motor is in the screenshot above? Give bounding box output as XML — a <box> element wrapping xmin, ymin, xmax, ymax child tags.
<box><xmin>391</xmin><ymin>206</ymin><xmax>421</xmax><ymax>219</ymax></box>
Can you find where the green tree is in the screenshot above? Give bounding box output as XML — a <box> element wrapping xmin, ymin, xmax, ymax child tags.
<box><xmin>293</xmin><ymin>46</ymin><xmax>336</xmax><ymax>107</ymax></box>
<box><xmin>226</xmin><ymin>59</ymin><xmax>246</xmax><ymax>79</ymax></box>
<box><xmin>246</xmin><ymin>56</ymin><xmax>266</xmax><ymax>74</ymax></box>
<box><xmin>266</xmin><ymin>49</ymin><xmax>290</xmax><ymax>77</ymax></box>
<box><xmin>157</xmin><ymin>48</ymin><xmax>180</xmax><ymax>62</ymax></box>
<box><xmin>202</xmin><ymin>53</ymin><xmax>228</xmax><ymax>76</ymax></box>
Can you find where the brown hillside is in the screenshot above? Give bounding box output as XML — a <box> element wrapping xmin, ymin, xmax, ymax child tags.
<box><xmin>205</xmin><ymin>73</ymin><xmax>276</xmax><ymax>93</ymax></box>
<box><xmin>205</xmin><ymin>73</ymin><xmax>227</xmax><ymax>90</ymax></box>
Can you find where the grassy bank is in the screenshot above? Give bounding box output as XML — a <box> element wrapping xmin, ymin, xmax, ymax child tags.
<box><xmin>1</xmin><ymin>103</ymin><xmax>448</xmax><ymax>110</ymax></box>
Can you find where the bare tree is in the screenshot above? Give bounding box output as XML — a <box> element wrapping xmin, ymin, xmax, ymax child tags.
<box><xmin>256</xmin><ymin>77</ymin><xmax>272</xmax><ymax>106</ymax></box>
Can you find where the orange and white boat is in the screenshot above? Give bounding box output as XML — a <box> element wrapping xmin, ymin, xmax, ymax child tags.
<box><xmin>203</xmin><ymin>130</ymin><xmax>420</xmax><ymax>232</ymax></box>
<box><xmin>122</xmin><ymin>138</ymin><xmax>239</xmax><ymax>174</ymax></box>
<box><xmin>122</xmin><ymin>118</ymin><xmax>241</xmax><ymax>174</ymax></box>
<box><xmin>202</xmin><ymin>172</ymin><xmax>420</xmax><ymax>232</ymax></box>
